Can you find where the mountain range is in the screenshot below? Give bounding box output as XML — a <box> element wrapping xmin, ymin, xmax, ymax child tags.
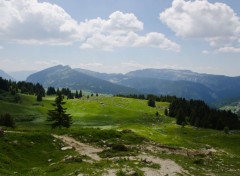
<box><xmin>75</xmin><ymin>67</ymin><xmax>240</xmax><ymax>103</ymax></box>
<box><xmin>1</xmin><ymin>64</ymin><xmax>237</xmax><ymax>104</ymax></box>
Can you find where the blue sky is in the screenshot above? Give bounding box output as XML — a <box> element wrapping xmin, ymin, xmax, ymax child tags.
<box><xmin>0</xmin><ymin>0</ymin><xmax>239</xmax><ymax>76</ymax></box>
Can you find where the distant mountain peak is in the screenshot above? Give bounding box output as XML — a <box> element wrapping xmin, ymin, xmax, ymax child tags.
<box><xmin>26</xmin><ymin>65</ymin><xmax>138</xmax><ymax>95</ymax></box>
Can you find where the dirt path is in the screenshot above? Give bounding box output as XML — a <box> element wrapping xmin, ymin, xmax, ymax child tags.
<box><xmin>52</xmin><ymin>134</ymin><xmax>103</xmax><ymax>161</ymax></box>
<box><xmin>53</xmin><ymin>134</ymin><xmax>188</xmax><ymax>176</ymax></box>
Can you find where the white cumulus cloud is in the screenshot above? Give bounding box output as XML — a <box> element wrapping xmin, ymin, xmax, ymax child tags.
<box><xmin>79</xmin><ymin>12</ymin><xmax>180</xmax><ymax>51</ymax></box>
<box><xmin>80</xmin><ymin>32</ymin><xmax>180</xmax><ymax>51</ymax></box>
<box><xmin>160</xmin><ymin>0</ymin><xmax>240</xmax><ymax>48</ymax></box>
<box><xmin>0</xmin><ymin>0</ymin><xmax>80</xmax><ymax>45</ymax></box>
<box><xmin>0</xmin><ymin>0</ymin><xmax>180</xmax><ymax>51</ymax></box>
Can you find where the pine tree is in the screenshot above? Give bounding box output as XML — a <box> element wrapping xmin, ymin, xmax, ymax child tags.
<box><xmin>148</xmin><ymin>98</ymin><xmax>156</xmax><ymax>107</ymax></box>
<box><xmin>176</xmin><ymin>108</ymin><xmax>185</xmax><ymax>126</ymax></box>
<box><xmin>75</xmin><ymin>90</ymin><xmax>79</xmax><ymax>98</ymax></box>
<box><xmin>47</xmin><ymin>93</ymin><xmax>72</xmax><ymax>129</ymax></box>
<box><xmin>164</xmin><ymin>108</ymin><xmax>168</xmax><ymax>116</ymax></box>
<box><xmin>79</xmin><ymin>90</ymin><xmax>83</xmax><ymax>98</ymax></box>
<box><xmin>37</xmin><ymin>94</ymin><xmax>42</xmax><ymax>101</ymax></box>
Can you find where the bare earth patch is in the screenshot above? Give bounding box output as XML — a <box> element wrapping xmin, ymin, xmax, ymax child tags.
<box><xmin>137</xmin><ymin>154</ymin><xmax>188</xmax><ymax>176</ymax></box>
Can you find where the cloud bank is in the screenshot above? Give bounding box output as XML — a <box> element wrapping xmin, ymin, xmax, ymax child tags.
<box><xmin>0</xmin><ymin>0</ymin><xmax>180</xmax><ymax>51</ymax></box>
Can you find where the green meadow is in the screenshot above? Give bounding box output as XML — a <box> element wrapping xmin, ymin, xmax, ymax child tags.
<box><xmin>0</xmin><ymin>93</ymin><xmax>240</xmax><ymax>175</ymax></box>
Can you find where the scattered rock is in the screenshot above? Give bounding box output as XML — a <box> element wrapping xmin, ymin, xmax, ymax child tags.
<box><xmin>103</xmin><ymin>169</ymin><xmax>117</xmax><ymax>176</ymax></box>
<box><xmin>49</xmin><ymin>162</ymin><xmax>56</xmax><ymax>166</ymax></box>
<box><xmin>12</xmin><ymin>140</ymin><xmax>19</xmax><ymax>145</ymax></box>
<box><xmin>61</xmin><ymin>146</ymin><xmax>73</xmax><ymax>151</ymax></box>
<box><xmin>64</xmin><ymin>155</ymin><xmax>74</xmax><ymax>162</ymax></box>
<box><xmin>205</xmin><ymin>144</ymin><xmax>212</xmax><ymax>149</ymax></box>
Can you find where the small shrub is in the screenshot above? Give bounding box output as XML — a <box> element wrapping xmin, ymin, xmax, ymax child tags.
<box><xmin>0</xmin><ymin>113</ymin><xmax>15</xmax><ymax>128</ymax></box>
<box><xmin>121</xmin><ymin>129</ymin><xmax>133</xmax><ymax>134</ymax></box>
<box><xmin>14</xmin><ymin>94</ymin><xmax>21</xmax><ymax>103</ymax></box>
<box><xmin>116</xmin><ymin>170</ymin><xmax>127</xmax><ymax>176</ymax></box>
<box><xmin>193</xmin><ymin>158</ymin><xmax>205</xmax><ymax>165</ymax></box>
<box><xmin>112</xmin><ymin>144</ymin><xmax>128</xmax><ymax>151</ymax></box>
<box><xmin>224</xmin><ymin>126</ymin><xmax>229</xmax><ymax>134</ymax></box>
<box><xmin>0</xmin><ymin>128</ymin><xmax>4</xmax><ymax>137</ymax></box>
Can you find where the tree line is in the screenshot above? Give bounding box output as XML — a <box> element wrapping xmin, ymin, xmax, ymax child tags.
<box><xmin>168</xmin><ymin>98</ymin><xmax>240</xmax><ymax>130</ymax></box>
<box><xmin>116</xmin><ymin>94</ymin><xmax>177</xmax><ymax>102</ymax></box>
<box><xmin>116</xmin><ymin>93</ymin><xmax>240</xmax><ymax>130</ymax></box>
<box><xmin>47</xmin><ymin>86</ymin><xmax>84</xmax><ymax>99</ymax></box>
<box><xmin>0</xmin><ymin>77</ymin><xmax>45</xmax><ymax>100</ymax></box>
<box><xmin>0</xmin><ymin>77</ymin><xmax>87</xmax><ymax>102</ymax></box>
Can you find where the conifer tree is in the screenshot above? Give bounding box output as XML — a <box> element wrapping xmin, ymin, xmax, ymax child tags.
<box><xmin>47</xmin><ymin>93</ymin><xmax>72</xmax><ymax>129</ymax></box>
<box><xmin>79</xmin><ymin>90</ymin><xmax>83</xmax><ymax>98</ymax></box>
<box><xmin>176</xmin><ymin>108</ymin><xmax>186</xmax><ymax>126</ymax></box>
<box><xmin>148</xmin><ymin>98</ymin><xmax>156</xmax><ymax>107</ymax></box>
<box><xmin>164</xmin><ymin>108</ymin><xmax>168</xmax><ymax>116</ymax></box>
<box><xmin>75</xmin><ymin>90</ymin><xmax>79</xmax><ymax>98</ymax></box>
<box><xmin>37</xmin><ymin>94</ymin><xmax>42</xmax><ymax>101</ymax></box>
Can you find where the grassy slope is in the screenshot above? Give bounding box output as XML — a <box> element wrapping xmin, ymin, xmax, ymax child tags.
<box><xmin>0</xmin><ymin>132</ymin><xmax>78</xmax><ymax>175</ymax></box>
<box><xmin>66</xmin><ymin>96</ymin><xmax>169</xmax><ymax>125</ymax></box>
<box><xmin>0</xmin><ymin>94</ymin><xmax>240</xmax><ymax>175</ymax></box>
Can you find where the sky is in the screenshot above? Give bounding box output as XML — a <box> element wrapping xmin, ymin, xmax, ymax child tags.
<box><xmin>0</xmin><ymin>0</ymin><xmax>240</xmax><ymax>76</ymax></box>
